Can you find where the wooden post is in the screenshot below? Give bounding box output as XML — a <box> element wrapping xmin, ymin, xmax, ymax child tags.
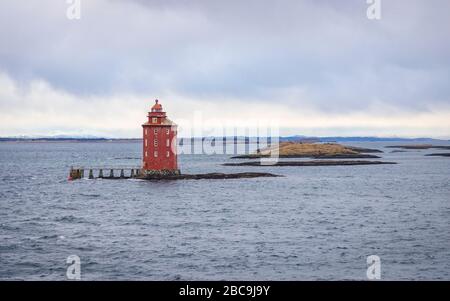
<box><xmin>70</xmin><ymin>166</ymin><xmax>141</xmax><ymax>180</ymax></box>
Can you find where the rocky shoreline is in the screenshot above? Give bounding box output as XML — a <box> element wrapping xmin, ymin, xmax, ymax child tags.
<box><xmin>345</xmin><ymin>146</ymin><xmax>383</xmax><ymax>153</ymax></box>
<box><xmin>68</xmin><ymin>168</ymin><xmax>281</xmax><ymax>181</ymax></box>
<box><xmin>425</xmin><ymin>153</ymin><xmax>450</xmax><ymax>157</ymax></box>
<box><xmin>223</xmin><ymin>160</ymin><xmax>397</xmax><ymax>167</ymax></box>
<box><xmin>140</xmin><ymin>172</ymin><xmax>282</xmax><ymax>180</ymax></box>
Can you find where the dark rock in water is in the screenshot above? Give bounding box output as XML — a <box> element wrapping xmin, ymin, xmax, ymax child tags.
<box><xmin>312</xmin><ymin>154</ymin><xmax>380</xmax><ymax>159</ymax></box>
<box><xmin>386</xmin><ymin>144</ymin><xmax>433</xmax><ymax>150</ymax></box>
<box><xmin>425</xmin><ymin>153</ymin><xmax>450</xmax><ymax>157</ymax></box>
<box><xmin>345</xmin><ymin>146</ymin><xmax>383</xmax><ymax>153</ymax></box>
<box><xmin>231</xmin><ymin>154</ymin><xmax>269</xmax><ymax>159</ymax></box>
<box><xmin>386</xmin><ymin>145</ymin><xmax>450</xmax><ymax>150</ymax></box>
<box><xmin>140</xmin><ymin>172</ymin><xmax>281</xmax><ymax>180</ymax></box>
<box><xmin>223</xmin><ymin>160</ymin><xmax>397</xmax><ymax>167</ymax></box>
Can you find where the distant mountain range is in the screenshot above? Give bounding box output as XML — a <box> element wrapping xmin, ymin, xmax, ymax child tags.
<box><xmin>279</xmin><ymin>135</ymin><xmax>448</xmax><ymax>142</ymax></box>
<box><xmin>0</xmin><ymin>135</ymin><xmax>447</xmax><ymax>142</ymax></box>
<box><xmin>0</xmin><ymin>135</ymin><xmax>138</xmax><ymax>142</ymax></box>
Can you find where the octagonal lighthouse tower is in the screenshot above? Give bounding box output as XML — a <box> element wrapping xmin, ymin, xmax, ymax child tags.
<box><xmin>142</xmin><ymin>99</ymin><xmax>180</xmax><ymax>176</ymax></box>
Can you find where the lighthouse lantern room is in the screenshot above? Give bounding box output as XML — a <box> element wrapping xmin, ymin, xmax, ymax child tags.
<box><xmin>142</xmin><ymin>99</ymin><xmax>180</xmax><ymax>176</ymax></box>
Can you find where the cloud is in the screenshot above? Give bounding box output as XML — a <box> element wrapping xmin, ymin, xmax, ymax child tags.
<box><xmin>1</xmin><ymin>72</ymin><xmax>449</xmax><ymax>138</ymax></box>
<box><xmin>0</xmin><ymin>0</ymin><xmax>449</xmax><ymax>137</ymax></box>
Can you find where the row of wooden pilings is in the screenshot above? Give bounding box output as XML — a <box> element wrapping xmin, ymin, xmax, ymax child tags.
<box><xmin>69</xmin><ymin>167</ymin><xmax>142</xmax><ymax>180</ymax></box>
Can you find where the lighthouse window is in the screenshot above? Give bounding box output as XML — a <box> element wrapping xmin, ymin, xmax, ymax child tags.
<box><xmin>166</xmin><ymin>151</ymin><xmax>170</xmax><ymax>157</ymax></box>
<box><xmin>145</xmin><ymin>128</ymin><xmax>148</xmax><ymax>135</ymax></box>
<box><xmin>154</xmin><ymin>151</ymin><xmax>158</xmax><ymax>157</ymax></box>
<box><xmin>154</xmin><ymin>128</ymin><xmax>158</xmax><ymax>134</ymax></box>
<box><xmin>145</xmin><ymin>139</ymin><xmax>148</xmax><ymax>147</ymax></box>
<box><xmin>145</xmin><ymin>151</ymin><xmax>148</xmax><ymax>157</ymax></box>
<box><xmin>166</xmin><ymin>129</ymin><xmax>170</xmax><ymax>135</ymax></box>
<box><xmin>154</xmin><ymin>139</ymin><xmax>158</xmax><ymax>147</ymax></box>
<box><xmin>152</xmin><ymin>117</ymin><xmax>158</xmax><ymax>123</ymax></box>
<box><xmin>166</xmin><ymin>139</ymin><xmax>170</xmax><ymax>147</ymax></box>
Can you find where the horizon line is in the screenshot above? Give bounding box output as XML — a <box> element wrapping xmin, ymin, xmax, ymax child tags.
<box><xmin>1</xmin><ymin>135</ymin><xmax>449</xmax><ymax>142</ymax></box>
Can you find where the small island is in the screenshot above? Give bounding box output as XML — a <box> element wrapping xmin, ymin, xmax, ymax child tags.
<box><xmin>386</xmin><ymin>144</ymin><xmax>450</xmax><ymax>157</ymax></box>
<box><xmin>225</xmin><ymin>142</ymin><xmax>398</xmax><ymax>167</ymax></box>
<box><xmin>224</xmin><ymin>160</ymin><xmax>397</xmax><ymax>167</ymax></box>
<box><xmin>68</xmin><ymin>167</ymin><xmax>281</xmax><ymax>180</ymax></box>
<box><xmin>232</xmin><ymin>142</ymin><xmax>382</xmax><ymax>159</ymax></box>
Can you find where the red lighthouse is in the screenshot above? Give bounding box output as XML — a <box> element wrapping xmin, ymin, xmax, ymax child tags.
<box><xmin>142</xmin><ymin>99</ymin><xmax>180</xmax><ymax>176</ymax></box>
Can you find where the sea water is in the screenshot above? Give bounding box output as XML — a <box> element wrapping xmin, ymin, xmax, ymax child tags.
<box><xmin>0</xmin><ymin>141</ymin><xmax>449</xmax><ymax>280</ymax></box>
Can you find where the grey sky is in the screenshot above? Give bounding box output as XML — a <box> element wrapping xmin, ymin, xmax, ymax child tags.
<box><xmin>0</xmin><ymin>0</ymin><xmax>449</xmax><ymax>137</ymax></box>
